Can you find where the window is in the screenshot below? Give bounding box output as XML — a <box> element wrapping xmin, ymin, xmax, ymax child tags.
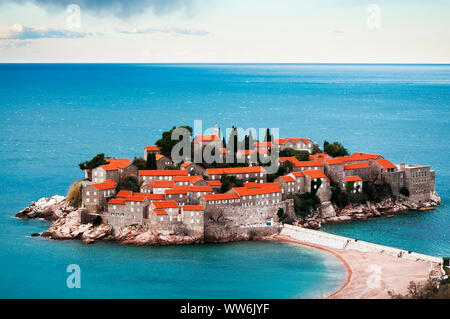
<box><xmin>86</xmin><ymin>191</ymin><xmax>90</xmax><ymax>195</ymax></box>
<box><xmin>86</xmin><ymin>198</ymin><xmax>90</xmax><ymax>203</ymax></box>
<box><xmin>113</xmin><ymin>205</ymin><xmax>116</xmax><ymax>210</ymax></box>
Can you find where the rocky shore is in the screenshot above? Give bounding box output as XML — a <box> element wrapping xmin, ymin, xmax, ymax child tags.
<box><xmin>295</xmin><ymin>192</ymin><xmax>442</xmax><ymax>230</ymax></box>
<box><xmin>16</xmin><ymin>192</ymin><xmax>442</xmax><ymax>243</ymax></box>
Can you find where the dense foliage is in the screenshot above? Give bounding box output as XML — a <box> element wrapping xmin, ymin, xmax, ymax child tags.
<box><xmin>293</xmin><ymin>192</ymin><xmax>321</xmax><ymax>217</ymax></box>
<box><xmin>400</xmin><ymin>186</ymin><xmax>410</xmax><ymax>197</ymax></box>
<box><xmin>389</xmin><ymin>276</ymin><xmax>450</xmax><ymax>299</ymax></box>
<box><xmin>219</xmin><ymin>175</ymin><xmax>244</xmax><ymax>193</ymax></box>
<box><xmin>132</xmin><ymin>157</ymin><xmax>147</xmax><ymax>170</ymax></box>
<box><xmin>117</xmin><ymin>176</ymin><xmax>140</xmax><ymax>193</ymax></box>
<box><xmin>78</xmin><ymin>153</ymin><xmax>108</xmax><ymax>170</ymax></box>
<box><xmin>323</xmin><ymin>141</ymin><xmax>349</xmax><ymax>157</ymax></box>
<box><xmin>267</xmin><ymin>161</ymin><xmax>292</xmax><ymax>183</ymax></box>
<box><xmin>311</xmin><ymin>143</ymin><xmax>322</xmax><ymax>154</ymax></box>
<box><xmin>146</xmin><ymin>153</ymin><xmax>157</xmax><ymax>170</ymax></box>
<box><xmin>279</xmin><ymin>148</ymin><xmax>310</xmax><ymax>161</ymax></box>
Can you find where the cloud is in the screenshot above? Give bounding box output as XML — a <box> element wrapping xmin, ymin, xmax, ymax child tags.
<box><xmin>118</xmin><ymin>27</ymin><xmax>212</xmax><ymax>36</ymax></box>
<box><xmin>0</xmin><ymin>0</ymin><xmax>196</xmax><ymax>18</ymax></box>
<box><xmin>0</xmin><ymin>24</ymin><xmax>92</xmax><ymax>40</ymax></box>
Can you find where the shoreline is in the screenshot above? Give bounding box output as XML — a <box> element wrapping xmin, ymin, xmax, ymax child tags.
<box><xmin>275</xmin><ymin>235</ymin><xmax>440</xmax><ymax>299</ymax></box>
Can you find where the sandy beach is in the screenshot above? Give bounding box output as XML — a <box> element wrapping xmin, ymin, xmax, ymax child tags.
<box><xmin>275</xmin><ymin>235</ymin><xmax>440</xmax><ymax>299</ymax></box>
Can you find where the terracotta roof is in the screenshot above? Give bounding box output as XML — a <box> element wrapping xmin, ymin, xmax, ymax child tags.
<box><xmin>139</xmin><ymin>170</ymin><xmax>188</xmax><ymax>176</ymax></box>
<box><xmin>108</xmin><ymin>198</ymin><xmax>126</xmax><ymax>205</ymax></box>
<box><xmin>345</xmin><ymin>176</ymin><xmax>362</xmax><ymax>182</ymax></box>
<box><xmin>290</xmin><ymin>171</ymin><xmax>305</xmax><ymax>178</ymax></box>
<box><xmin>280</xmin><ymin>176</ymin><xmax>295</xmax><ymax>183</ymax></box>
<box><xmin>275</xmin><ymin>137</ymin><xmax>311</xmax><ymax>145</ymax></box>
<box><xmin>165</xmin><ymin>187</ymin><xmax>189</xmax><ymax>195</ymax></box>
<box><xmin>91</xmin><ymin>179</ymin><xmax>117</xmax><ymax>190</ymax></box>
<box><xmin>376</xmin><ymin>159</ymin><xmax>397</xmax><ymax>169</ymax></box>
<box><xmin>180</xmin><ymin>161</ymin><xmax>192</xmax><ymax>168</ymax></box>
<box><xmin>322</xmin><ymin>157</ymin><xmax>345</xmax><ymax>165</ymax></box>
<box><xmin>182</xmin><ymin>205</ymin><xmax>205</xmax><ymax>211</ymax></box>
<box><xmin>207</xmin><ymin>180</ymin><xmax>222</xmax><ymax>186</ymax></box>
<box><xmin>153</xmin><ymin>201</ymin><xmax>179</xmax><ymax>209</ymax></box>
<box><xmin>232</xmin><ymin>185</ymin><xmax>281</xmax><ymax>196</ymax></box>
<box><xmin>202</xmin><ymin>193</ymin><xmax>239</xmax><ymax>201</ymax></box>
<box><xmin>253</xmin><ymin>141</ymin><xmax>273</xmax><ymax>148</ymax></box>
<box><xmin>149</xmin><ymin>181</ymin><xmax>175</xmax><ymax>188</ymax></box>
<box><xmin>145</xmin><ymin>146</ymin><xmax>161</xmax><ymax>152</ymax></box>
<box><xmin>173</xmin><ymin>176</ymin><xmax>204</xmax><ymax>183</ymax></box>
<box><xmin>126</xmin><ymin>193</ymin><xmax>149</xmax><ymax>202</ymax></box>
<box><xmin>303</xmin><ymin>170</ymin><xmax>327</xmax><ymax>179</ymax></box>
<box><xmin>352</xmin><ymin>152</ymin><xmax>381</xmax><ymax>159</ymax></box>
<box><xmin>194</xmin><ymin>135</ymin><xmax>220</xmax><ymax>142</ymax></box>
<box><xmin>116</xmin><ymin>190</ymin><xmax>133</xmax><ymax>198</ymax></box>
<box><xmin>189</xmin><ymin>186</ymin><xmax>214</xmax><ymax>192</ymax></box>
<box><xmin>243</xmin><ymin>182</ymin><xmax>265</xmax><ymax>188</ymax></box>
<box><xmin>155</xmin><ymin>153</ymin><xmax>166</xmax><ymax>161</ymax></box>
<box><xmin>310</xmin><ymin>153</ymin><xmax>328</xmax><ymax>160</ymax></box>
<box><xmin>153</xmin><ymin>209</ymin><xmax>168</xmax><ymax>215</ymax></box>
<box><xmin>206</xmin><ymin>166</ymin><xmax>266</xmax><ymax>175</ymax></box>
<box><xmin>279</xmin><ymin>157</ymin><xmax>299</xmax><ymax>164</ymax></box>
<box><xmin>146</xmin><ymin>194</ymin><xmax>166</xmax><ymax>201</ymax></box>
<box><xmin>101</xmin><ymin>158</ymin><xmax>131</xmax><ymax>171</ymax></box>
<box><xmin>294</xmin><ymin>160</ymin><xmax>324</xmax><ymax>167</ymax></box>
<box><xmin>344</xmin><ymin>162</ymin><xmax>370</xmax><ymax>170</ymax></box>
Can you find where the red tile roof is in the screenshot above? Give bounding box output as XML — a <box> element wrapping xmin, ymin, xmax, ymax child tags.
<box><xmin>182</xmin><ymin>205</ymin><xmax>205</xmax><ymax>211</ymax></box>
<box><xmin>126</xmin><ymin>193</ymin><xmax>149</xmax><ymax>202</ymax></box>
<box><xmin>189</xmin><ymin>186</ymin><xmax>214</xmax><ymax>192</ymax></box>
<box><xmin>322</xmin><ymin>157</ymin><xmax>345</xmax><ymax>165</ymax></box>
<box><xmin>101</xmin><ymin>158</ymin><xmax>131</xmax><ymax>171</ymax></box>
<box><xmin>294</xmin><ymin>160</ymin><xmax>324</xmax><ymax>168</ymax></box>
<box><xmin>91</xmin><ymin>179</ymin><xmax>117</xmax><ymax>190</ymax></box>
<box><xmin>155</xmin><ymin>154</ymin><xmax>166</xmax><ymax>161</ymax></box>
<box><xmin>310</xmin><ymin>153</ymin><xmax>328</xmax><ymax>160</ymax></box>
<box><xmin>303</xmin><ymin>170</ymin><xmax>327</xmax><ymax>179</ymax></box>
<box><xmin>153</xmin><ymin>209</ymin><xmax>168</xmax><ymax>215</ymax></box>
<box><xmin>148</xmin><ymin>181</ymin><xmax>175</xmax><ymax>188</ymax></box>
<box><xmin>253</xmin><ymin>141</ymin><xmax>273</xmax><ymax>148</ymax></box>
<box><xmin>145</xmin><ymin>146</ymin><xmax>161</xmax><ymax>152</ymax></box>
<box><xmin>344</xmin><ymin>162</ymin><xmax>370</xmax><ymax>170</ymax></box>
<box><xmin>290</xmin><ymin>171</ymin><xmax>305</xmax><ymax>178</ymax></box>
<box><xmin>275</xmin><ymin>137</ymin><xmax>311</xmax><ymax>145</ymax></box>
<box><xmin>202</xmin><ymin>193</ymin><xmax>240</xmax><ymax>201</ymax></box>
<box><xmin>146</xmin><ymin>194</ymin><xmax>166</xmax><ymax>201</ymax></box>
<box><xmin>108</xmin><ymin>198</ymin><xmax>126</xmax><ymax>205</ymax></box>
<box><xmin>116</xmin><ymin>190</ymin><xmax>133</xmax><ymax>198</ymax></box>
<box><xmin>352</xmin><ymin>152</ymin><xmax>382</xmax><ymax>159</ymax></box>
<box><xmin>180</xmin><ymin>161</ymin><xmax>192</xmax><ymax>168</ymax></box>
<box><xmin>280</xmin><ymin>176</ymin><xmax>295</xmax><ymax>183</ymax></box>
<box><xmin>232</xmin><ymin>185</ymin><xmax>281</xmax><ymax>196</ymax></box>
<box><xmin>376</xmin><ymin>159</ymin><xmax>397</xmax><ymax>169</ymax></box>
<box><xmin>345</xmin><ymin>176</ymin><xmax>362</xmax><ymax>182</ymax></box>
<box><xmin>206</xmin><ymin>166</ymin><xmax>266</xmax><ymax>175</ymax></box>
<box><xmin>165</xmin><ymin>187</ymin><xmax>189</xmax><ymax>195</ymax></box>
<box><xmin>207</xmin><ymin>180</ymin><xmax>222</xmax><ymax>187</ymax></box>
<box><xmin>173</xmin><ymin>176</ymin><xmax>204</xmax><ymax>183</ymax></box>
<box><xmin>139</xmin><ymin>170</ymin><xmax>188</xmax><ymax>176</ymax></box>
<box><xmin>153</xmin><ymin>201</ymin><xmax>179</xmax><ymax>209</ymax></box>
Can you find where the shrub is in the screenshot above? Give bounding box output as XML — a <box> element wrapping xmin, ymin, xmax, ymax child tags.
<box><xmin>323</xmin><ymin>141</ymin><xmax>349</xmax><ymax>157</ymax></box>
<box><xmin>400</xmin><ymin>186</ymin><xmax>410</xmax><ymax>197</ymax></box>
<box><xmin>219</xmin><ymin>175</ymin><xmax>243</xmax><ymax>193</ymax></box>
<box><xmin>279</xmin><ymin>148</ymin><xmax>309</xmax><ymax>161</ymax></box>
<box><xmin>277</xmin><ymin>208</ymin><xmax>285</xmax><ymax>221</ymax></box>
<box><xmin>294</xmin><ymin>193</ymin><xmax>320</xmax><ymax>217</ymax></box>
<box><xmin>118</xmin><ymin>176</ymin><xmax>140</xmax><ymax>193</ymax></box>
<box><xmin>66</xmin><ymin>182</ymin><xmax>82</xmax><ymax>208</ymax></box>
<box><xmin>146</xmin><ymin>153</ymin><xmax>157</xmax><ymax>169</ymax></box>
<box><xmin>132</xmin><ymin>157</ymin><xmax>147</xmax><ymax>170</ymax></box>
<box><xmin>389</xmin><ymin>276</ymin><xmax>450</xmax><ymax>299</ymax></box>
<box><xmin>78</xmin><ymin>153</ymin><xmax>108</xmax><ymax>170</ymax></box>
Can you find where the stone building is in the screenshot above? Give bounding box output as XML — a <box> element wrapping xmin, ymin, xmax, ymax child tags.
<box><xmin>181</xmin><ymin>205</ymin><xmax>205</xmax><ymax>236</ymax></box>
<box><xmin>293</xmin><ymin>160</ymin><xmax>325</xmax><ymax>173</ymax></box>
<box><xmin>205</xmin><ymin>166</ymin><xmax>267</xmax><ymax>183</ymax></box>
<box><xmin>180</xmin><ymin>161</ymin><xmax>206</xmax><ymax>176</ymax></box>
<box><xmin>155</xmin><ymin>154</ymin><xmax>174</xmax><ymax>170</ymax></box>
<box><xmin>303</xmin><ymin>170</ymin><xmax>331</xmax><ymax>202</ymax></box>
<box><xmin>91</xmin><ymin>158</ymin><xmax>137</xmax><ymax>184</ymax></box>
<box><xmin>138</xmin><ymin>169</ymin><xmax>188</xmax><ymax>183</ymax></box>
<box><xmin>343</xmin><ymin>162</ymin><xmax>371</xmax><ymax>181</ymax></box>
<box><xmin>343</xmin><ymin>176</ymin><xmax>363</xmax><ymax>193</ymax></box>
<box><xmin>399</xmin><ymin>163</ymin><xmax>435</xmax><ymax>202</ymax></box>
<box><xmin>82</xmin><ymin>179</ymin><xmax>117</xmax><ymax>213</ymax></box>
<box><xmin>173</xmin><ymin>175</ymin><xmax>207</xmax><ymax>187</ymax></box>
<box><xmin>275</xmin><ymin>175</ymin><xmax>296</xmax><ymax>199</ymax></box>
<box><xmin>274</xmin><ymin>137</ymin><xmax>314</xmax><ymax>153</ymax></box>
<box><xmin>144</xmin><ymin>146</ymin><xmax>161</xmax><ymax>161</ymax></box>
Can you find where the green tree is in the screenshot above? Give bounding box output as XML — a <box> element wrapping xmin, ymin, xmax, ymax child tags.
<box><xmin>146</xmin><ymin>153</ymin><xmax>157</xmax><ymax>170</ymax></box>
<box><xmin>132</xmin><ymin>157</ymin><xmax>147</xmax><ymax>170</ymax></box>
<box><xmin>219</xmin><ymin>175</ymin><xmax>243</xmax><ymax>193</ymax></box>
<box><xmin>312</xmin><ymin>143</ymin><xmax>322</xmax><ymax>154</ymax></box>
<box><xmin>324</xmin><ymin>141</ymin><xmax>349</xmax><ymax>157</ymax></box>
<box><xmin>293</xmin><ymin>193</ymin><xmax>321</xmax><ymax>217</ymax></box>
<box><xmin>118</xmin><ymin>176</ymin><xmax>140</xmax><ymax>193</ymax></box>
<box><xmin>78</xmin><ymin>153</ymin><xmax>108</xmax><ymax>170</ymax></box>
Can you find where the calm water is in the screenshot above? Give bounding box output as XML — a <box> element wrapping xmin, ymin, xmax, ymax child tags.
<box><xmin>0</xmin><ymin>63</ymin><xmax>449</xmax><ymax>298</ymax></box>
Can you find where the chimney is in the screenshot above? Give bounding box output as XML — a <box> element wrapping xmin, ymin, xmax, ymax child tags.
<box><xmin>400</xmin><ymin>162</ymin><xmax>405</xmax><ymax>171</ymax></box>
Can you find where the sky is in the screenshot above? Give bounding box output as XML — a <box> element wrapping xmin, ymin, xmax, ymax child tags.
<box><xmin>0</xmin><ymin>0</ymin><xmax>449</xmax><ymax>63</ymax></box>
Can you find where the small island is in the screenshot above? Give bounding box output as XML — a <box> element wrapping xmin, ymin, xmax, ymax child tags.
<box><xmin>17</xmin><ymin>125</ymin><xmax>442</xmax><ymax>246</ymax></box>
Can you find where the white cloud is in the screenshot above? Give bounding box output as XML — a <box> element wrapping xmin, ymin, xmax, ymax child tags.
<box><xmin>0</xmin><ymin>24</ymin><xmax>92</xmax><ymax>40</ymax></box>
<box><xmin>117</xmin><ymin>27</ymin><xmax>212</xmax><ymax>36</ymax></box>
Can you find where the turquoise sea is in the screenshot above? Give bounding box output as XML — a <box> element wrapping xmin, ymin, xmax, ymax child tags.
<box><xmin>0</xmin><ymin>64</ymin><xmax>449</xmax><ymax>298</ymax></box>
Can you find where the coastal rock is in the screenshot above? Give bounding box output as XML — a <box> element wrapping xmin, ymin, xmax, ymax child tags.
<box><xmin>326</xmin><ymin>216</ymin><xmax>353</xmax><ymax>223</ymax></box>
<box><xmin>16</xmin><ymin>195</ymin><xmax>74</xmax><ymax>221</ymax></box>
